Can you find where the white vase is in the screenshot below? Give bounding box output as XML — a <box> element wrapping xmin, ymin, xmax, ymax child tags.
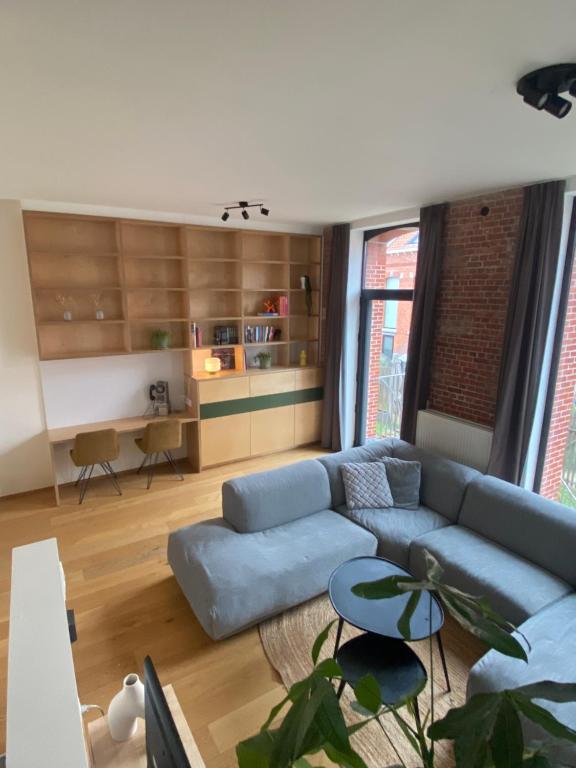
<box><xmin>107</xmin><ymin>673</ymin><xmax>145</xmax><ymax>742</ymax></box>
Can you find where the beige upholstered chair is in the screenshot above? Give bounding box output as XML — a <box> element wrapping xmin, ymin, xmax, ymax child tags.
<box><xmin>135</xmin><ymin>419</ymin><xmax>184</xmax><ymax>489</ymax></box>
<box><xmin>70</xmin><ymin>429</ymin><xmax>121</xmax><ymax>504</ymax></box>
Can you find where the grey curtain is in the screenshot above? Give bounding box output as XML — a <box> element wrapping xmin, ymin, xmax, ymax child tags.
<box><xmin>321</xmin><ymin>224</ymin><xmax>350</xmax><ymax>451</ymax></box>
<box><xmin>400</xmin><ymin>203</ymin><xmax>447</xmax><ymax>443</ymax></box>
<box><xmin>487</xmin><ymin>180</ymin><xmax>566</xmax><ymax>483</ymax></box>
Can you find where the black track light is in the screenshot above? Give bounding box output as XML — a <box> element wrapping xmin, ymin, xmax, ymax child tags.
<box><xmin>519</xmin><ymin>83</ymin><xmax>549</xmax><ymax>110</ymax></box>
<box><xmin>221</xmin><ymin>201</ymin><xmax>270</xmax><ymax>221</ymax></box>
<box><xmin>260</xmin><ymin>206</ymin><xmax>270</xmax><ymax>216</ymax></box>
<box><xmin>242</xmin><ymin>209</ymin><xmax>249</xmax><ymax>220</ymax></box>
<box><xmin>544</xmin><ymin>94</ymin><xmax>572</xmax><ymax>119</ymax></box>
<box><xmin>221</xmin><ymin>211</ymin><xmax>230</xmax><ymax>222</ymax></box>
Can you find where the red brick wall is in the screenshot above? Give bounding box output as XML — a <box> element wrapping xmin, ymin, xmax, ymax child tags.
<box><xmin>540</xmin><ymin>260</ymin><xmax>576</xmax><ymax>500</ymax></box>
<box><xmin>428</xmin><ymin>189</ymin><xmax>524</xmax><ymax>426</ymax></box>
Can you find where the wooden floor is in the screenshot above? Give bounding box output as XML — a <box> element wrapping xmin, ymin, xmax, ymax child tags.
<box><xmin>0</xmin><ymin>447</ymin><xmax>327</xmax><ymax>765</ymax></box>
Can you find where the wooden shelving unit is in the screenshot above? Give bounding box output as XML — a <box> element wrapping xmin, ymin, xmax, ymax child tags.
<box><xmin>23</xmin><ymin>212</ymin><xmax>322</xmax><ymax>362</ymax></box>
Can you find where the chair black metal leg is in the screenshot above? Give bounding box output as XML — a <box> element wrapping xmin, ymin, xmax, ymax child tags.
<box><xmin>100</xmin><ymin>463</ymin><xmax>122</xmax><ymax>496</ymax></box>
<box><xmin>436</xmin><ymin>631</ymin><xmax>451</xmax><ymax>693</ymax></box>
<box><xmin>136</xmin><ymin>454</ymin><xmax>149</xmax><ymax>475</ymax></box>
<box><xmin>104</xmin><ymin>461</ymin><xmax>119</xmax><ymax>479</ymax></box>
<box><xmin>333</xmin><ymin>617</ymin><xmax>344</xmax><ymax>658</ymax></box>
<box><xmin>75</xmin><ymin>466</ymin><xmax>87</xmax><ymax>486</ymax></box>
<box><xmin>164</xmin><ymin>451</ymin><xmax>184</xmax><ymax>481</ymax></box>
<box><xmin>146</xmin><ymin>453</ymin><xmax>158</xmax><ymax>490</ymax></box>
<box><xmin>79</xmin><ymin>464</ymin><xmax>94</xmax><ymax>504</ymax></box>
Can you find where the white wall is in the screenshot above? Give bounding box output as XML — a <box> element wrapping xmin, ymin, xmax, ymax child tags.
<box><xmin>0</xmin><ymin>200</ymin><xmax>52</xmax><ymax>496</ymax></box>
<box><xmin>41</xmin><ymin>351</ymin><xmax>188</xmax><ymax>484</ymax></box>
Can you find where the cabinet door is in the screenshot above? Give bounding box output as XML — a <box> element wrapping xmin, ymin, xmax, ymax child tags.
<box><xmin>294</xmin><ymin>367</ymin><xmax>323</xmax><ymax>390</ymax></box>
<box><xmin>198</xmin><ymin>377</ymin><xmax>250</xmax><ymax>404</ymax></box>
<box><xmin>251</xmin><ymin>406</ymin><xmax>295</xmax><ymax>455</ymax></box>
<box><xmin>249</xmin><ymin>371</ymin><xmax>295</xmax><ymax>397</ymax></box>
<box><xmin>294</xmin><ymin>401</ymin><xmax>323</xmax><ymax>446</ymax></box>
<box><xmin>200</xmin><ymin>413</ymin><xmax>251</xmax><ymax>466</ymax></box>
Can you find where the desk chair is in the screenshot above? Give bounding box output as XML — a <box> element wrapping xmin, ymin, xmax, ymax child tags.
<box><xmin>135</xmin><ymin>419</ymin><xmax>184</xmax><ymax>489</ymax></box>
<box><xmin>70</xmin><ymin>429</ymin><xmax>122</xmax><ymax>504</ymax></box>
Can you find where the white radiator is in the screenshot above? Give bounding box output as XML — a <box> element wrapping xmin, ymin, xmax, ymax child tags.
<box><xmin>415</xmin><ymin>409</ymin><xmax>493</xmax><ymax>471</ymax></box>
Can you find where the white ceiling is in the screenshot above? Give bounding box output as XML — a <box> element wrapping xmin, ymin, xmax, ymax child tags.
<box><xmin>1</xmin><ymin>0</ymin><xmax>576</xmax><ymax>226</ymax></box>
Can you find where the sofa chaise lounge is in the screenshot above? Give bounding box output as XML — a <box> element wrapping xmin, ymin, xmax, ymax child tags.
<box><xmin>167</xmin><ymin>438</ymin><xmax>576</xmax><ymax>761</ymax></box>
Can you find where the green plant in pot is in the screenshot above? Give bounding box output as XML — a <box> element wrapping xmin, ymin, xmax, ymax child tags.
<box><xmin>237</xmin><ymin>552</ymin><xmax>576</xmax><ymax>768</ymax></box>
<box><xmin>256</xmin><ymin>351</ymin><xmax>273</xmax><ymax>369</ymax></box>
<box><xmin>151</xmin><ymin>329</ymin><xmax>171</xmax><ymax>349</ymax></box>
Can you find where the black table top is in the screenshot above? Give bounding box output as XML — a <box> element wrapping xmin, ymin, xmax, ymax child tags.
<box><xmin>328</xmin><ymin>556</ymin><xmax>444</xmax><ymax>641</ymax></box>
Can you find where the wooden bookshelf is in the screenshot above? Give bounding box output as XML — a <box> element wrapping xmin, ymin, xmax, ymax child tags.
<box><xmin>23</xmin><ymin>212</ymin><xmax>322</xmax><ymax>362</ymax></box>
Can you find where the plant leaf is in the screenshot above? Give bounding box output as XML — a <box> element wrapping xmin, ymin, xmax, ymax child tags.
<box><xmin>353</xmin><ymin>674</ymin><xmax>381</xmax><ymax>715</ymax></box>
<box><xmin>311</xmin><ymin>620</ymin><xmax>337</xmax><ymax>665</ymax></box>
<box><xmin>315</xmin><ymin>677</ymin><xmax>353</xmax><ymax>754</ymax></box>
<box><xmin>423</xmin><ymin>549</ymin><xmax>445</xmax><ymax>582</ymax></box>
<box><xmin>511</xmin><ymin>693</ymin><xmax>576</xmax><ymax>744</ymax></box>
<box><xmin>293</xmin><ymin>679</ymin><xmax>332</xmax><ymax>756</ymax></box>
<box><xmin>522</xmin><ymin>752</ymin><xmax>554</xmax><ymax>768</ymax></box>
<box><xmin>323</xmin><ymin>742</ymin><xmax>368</xmax><ymax>768</ymax></box>
<box><xmin>236</xmin><ymin>730</ymin><xmax>276</xmax><ymax>768</ymax></box>
<box><xmin>314</xmin><ymin>658</ymin><xmax>342</xmax><ymax>679</ymax></box>
<box><xmin>397</xmin><ymin>589</ymin><xmax>421</xmax><ymax>640</ymax></box>
<box><xmin>489</xmin><ymin>695</ymin><xmax>524</xmax><ymax>768</ymax></box>
<box><xmin>513</xmin><ymin>681</ymin><xmax>576</xmax><ymax>703</ymax></box>
<box><xmin>429</xmin><ymin>692</ymin><xmax>501</xmax><ymax>741</ymax></box>
<box><xmin>351</xmin><ymin>575</ymin><xmax>418</xmax><ymax>600</ymax></box>
<box><xmin>269</xmin><ymin>693</ymin><xmax>310</xmax><ymax>768</ymax></box>
<box><xmin>260</xmin><ymin>696</ymin><xmax>290</xmax><ymax>732</ymax></box>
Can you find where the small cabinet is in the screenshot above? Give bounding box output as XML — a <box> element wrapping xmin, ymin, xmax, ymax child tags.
<box><xmin>198</xmin><ymin>377</ymin><xmax>250</xmax><ymax>404</ymax></box>
<box><xmin>200</xmin><ymin>413</ymin><xmax>251</xmax><ymax>466</ymax></box>
<box><xmin>249</xmin><ymin>371</ymin><xmax>295</xmax><ymax>397</ymax></box>
<box><xmin>251</xmin><ymin>405</ymin><xmax>295</xmax><ymax>455</ymax></box>
<box><xmin>295</xmin><ymin>401</ymin><xmax>323</xmax><ymax>446</ymax></box>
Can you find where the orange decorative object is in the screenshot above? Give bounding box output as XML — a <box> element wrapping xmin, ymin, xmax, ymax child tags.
<box><xmin>263</xmin><ymin>298</ymin><xmax>277</xmax><ymax>313</ymax></box>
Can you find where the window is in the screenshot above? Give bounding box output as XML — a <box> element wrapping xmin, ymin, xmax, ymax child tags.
<box><xmin>355</xmin><ymin>226</ymin><xmax>418</xmax><ymax>443</ymax></box>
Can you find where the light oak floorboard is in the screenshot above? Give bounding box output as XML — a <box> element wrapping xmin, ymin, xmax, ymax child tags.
<box><xmin>0</xmin><ymin>447</ymin><xmax>326</xmax><ymax>764</ymax></box>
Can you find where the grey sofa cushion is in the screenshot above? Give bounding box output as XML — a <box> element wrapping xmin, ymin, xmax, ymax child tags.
<box><xmin>391</xmin><ymin>443</ymin><xmax>481</xmax><ymax>522</ymax></box>
<box><xmin>337</xmin><ymin>503</ymin><xmax>451</xmax><ymax>569</ymax></box>
<box><xmin>468</xmin><ymin>593</ymin><xmax>576</xmax><ymax>765</ymax></box>
<box><xmin>460</xmin><ymin>475</ymin><xmax>576</xmax><ymax>587</ymax></box>
<box><xmin>341</xmin><ymin>461</ymin><xmax>393</xmax><ymax>509</ymax></box>
<box><xmin>318</xmin><ymin>444</ymin><xmax>391</xmax><ymax>508</ymax></box>
<box><xmin>378</xmin><ymin>456</ymin><xmax>421</xmax><ymax>509</ymax></box>
<box><xmin>222</xmin><ymin>459</ymin><xmax>331</xmax><ymax>533</ymax></box>
<box><xmin>409</xmin><ymin>526</ymin><xmax>572</xmax><ymax>626</ymax></box>
<box><xmin>167</xmin><ymin>510</ymin><xmax>377</xmax><ymax>640</ymax></box>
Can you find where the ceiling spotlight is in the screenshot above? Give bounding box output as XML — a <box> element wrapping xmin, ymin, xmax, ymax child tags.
<box><xmin>544</xmin><ymin>94</ymin><xmax>572</xmax><ymax>119</ymax></box>
<box><xmin>242</xmin><ymin>209</ymin><xmax>249</xmax><ymax>220</ymax></box>
<box><xmin>260</xmin><ymin>206</ymin><xmax>270</xmax><ymax>216</ymax></box>
<box><xmin>221</xmin><ymin>211</ymin><xmax>230</xmax><ymax>222</ymax></box>
<box><xmin>220</xmin><ymin>201</ymin><xmax>270</xmax><ymax>222</ymax></box>
<box><xmin>517</xmin><ymin>64</ymin><xmax>576</xmax><ymax>119</ymax></box>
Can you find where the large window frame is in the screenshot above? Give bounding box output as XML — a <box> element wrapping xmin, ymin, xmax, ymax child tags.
<box><xmin>354</xmin><ymin>224</ymin><xmax>418</xmax><ymax>445</ymax></box>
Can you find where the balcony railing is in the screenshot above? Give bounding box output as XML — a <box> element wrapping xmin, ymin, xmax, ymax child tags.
<box><xmin>375</xmin><ymin>359</ymin><xmax>406</xmax><ymax>438</ymax></box>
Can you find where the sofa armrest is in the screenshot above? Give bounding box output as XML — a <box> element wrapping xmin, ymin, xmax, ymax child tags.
<box><xmin>222</xmin><ymin>459</ymin><xmax>332</xmax><ymax>533</ymax></box>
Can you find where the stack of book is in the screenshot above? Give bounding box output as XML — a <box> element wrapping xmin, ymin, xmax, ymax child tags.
<box><xmin>244</xmin><ymin>325</ymin><xmax>281</xmax><ymax>343</ymax></box>
<box><xmin>190</xmin><ymin>322</ymin><xmax>203</xmax><ymax>348</ymax></box>
<box><xmin>214</xmin><ymin>325</ymin><xmax>239</xmax><ymax>345</ymax></box>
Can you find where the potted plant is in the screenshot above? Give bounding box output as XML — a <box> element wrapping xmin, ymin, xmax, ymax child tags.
<box><xmin>151</xmin><ymin>329</ymin><xmax>171</xmax><ymax>349</ymax></box>
<box><xmin>237</xmin><ymin>552</ymin><xmax>576</xmax><ymax>768</ymax></box>
<box><xmin>256</xmin><ymin>351</ymin><xmax>273</xmax><ymax>369</ymax></box>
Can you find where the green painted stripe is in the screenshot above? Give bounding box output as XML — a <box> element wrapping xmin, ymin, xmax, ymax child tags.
<box><xmin>200</xmin><ymin>387</ymin><xmax>323</xmax><ymax>420</ymax></box>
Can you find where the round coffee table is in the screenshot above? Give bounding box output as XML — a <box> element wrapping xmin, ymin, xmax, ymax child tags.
<box><xmin>329</xmin><ymin>556</ymin><xmax>450</xmax><ymax>691</ymax></box>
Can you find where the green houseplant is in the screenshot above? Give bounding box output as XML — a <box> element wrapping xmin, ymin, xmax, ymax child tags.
<box><xmin>151</xmin><ymin>329</ymin><xmax>171</xmax><ymax>349</ymax></box>
<box><xmin>256</xmin><ymin>351</ymin><xmax>273</xmax><ymax>369</ymax></box>
<box><xmin>237</xmin><ymin>552</ymin><xmax>576</xmax><ymax>768</ymax></box>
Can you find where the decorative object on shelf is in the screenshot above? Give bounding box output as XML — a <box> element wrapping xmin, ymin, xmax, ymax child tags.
<box><xmin>107</xmin><ymin>673</ymin><xmax>145</xmax><ymax>742</ymax></box>
<box><xmin>263</xmin><ymin>297</ymin><xmax>277</xmax><ymax>314</ymax></box>
<box><xmin>300</xmin><ymin>275</ymin><xmax>313</xmax><ymax>316</ymax></box>
<box><xmin>211</xmin><ymin>347</ymin><xmax>236</xmax><ymax>370</ymax></box>
<box><xmin>55</xmin><ymin>293</ymin><xmax>74</xmax><ymax>321</ymax></box>
<box><xmin>190</xmin><ymin>323</ymin><xmax>203</xmax><ymax>348</ymax></box>
<box><xmin>151</xmin><ymin>329</ymin><xmax>171</xmax><ymax>349</ymax></box>
<box><xmin>517</xmin><ymin>63</ymin><xmax>576</xmax><ymax>118</ymax></box>
<box><xmin>255</xmin><ymin>351</ymin><xmax>273</xmax><ymax>369</ymax></box>
<box><xmin>221</xmin><ymin>201</ymin><xmax>270</xmax><ymax>222</ymax></box>
<box><xmin>214</xmin><ymin>325</ymin><xmax>238</xmax><ymax>345</ymax></box>
<box><xmin>204</xmin><ymin>357</ymin><xmax>222</xmax><ymax>375</ymax></box>
<box><xmin>90</xmin><ymin>292</ymin><xmax>105</xmax><ymax>320</ymax></box>
<box><xmin>299</xmin><ymin>349</ymin><xmax>308</xmax><ymax>367</ymax></box>
<box><xmin>262</xmin><ymin>295</ymin><xmax>288</xmax><ymax>316</ymax></box>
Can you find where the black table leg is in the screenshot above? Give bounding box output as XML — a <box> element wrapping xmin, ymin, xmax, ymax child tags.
<box><xmin>336</xmin><ymin>678</ymin><xmax>346</xmax><ymax>699</ymax></box>
<box><xmin>436</xmin><ymin>631</ymin><xmax>451</xmax><ymax>693</ymax></box>
<box><xmin>413</xmin><ymin>696</ymin><xmax>422</xmax><ymax>731</ymax></box>
<box><xmin>333</xmin><ymin>616</ymin><xmax>344</xmax><ymax>658</ymax></box>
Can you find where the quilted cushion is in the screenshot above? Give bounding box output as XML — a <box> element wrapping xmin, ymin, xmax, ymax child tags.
<box><xmin>378</xmin><ymin>457</ymin><xmax>421</xmax><ymax>509</ymax></box>
<box><xmin>341</xmin><ymin>461</ymin><xmax>393</xmax><ymax>510</ymax></box>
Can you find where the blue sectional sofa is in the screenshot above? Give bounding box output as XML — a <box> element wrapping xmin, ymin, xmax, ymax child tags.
<box><xmin>167</xmin><ymin>438</ymin><xmax>576</xmax><ymax>761</ymax></box>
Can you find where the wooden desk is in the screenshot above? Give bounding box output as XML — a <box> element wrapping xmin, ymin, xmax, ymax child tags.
<box><xmin>47</xmin><ymin>412</ymin><xmax>199</xmax><ymax>504</ymax></box>
<box><xmin>87</xmin><ymin>684</ymin><xmax>205</xmax><ymax>768</ymax></box>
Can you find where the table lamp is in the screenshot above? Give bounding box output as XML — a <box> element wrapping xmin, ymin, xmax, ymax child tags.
<box><xmin>205</xmin><ymin>357</ymin><xmax>221</xmax><ymax>375</ymax></box>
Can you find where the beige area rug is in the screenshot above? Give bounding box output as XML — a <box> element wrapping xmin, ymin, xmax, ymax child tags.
<box><xmin>259</xmin><ymin>595</ymin><xmax>486</xmax><ymax>767</ymax></box>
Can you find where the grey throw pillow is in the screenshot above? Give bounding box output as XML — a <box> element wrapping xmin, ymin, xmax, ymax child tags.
<box><xmin>378</xmin><ymin>457</ymin><xmax>421</xmax><ymax>509</ymax></box>
<box><xmin>340</xmin><ymin>461</ymin><xmax>393</xmax><ymax>510</ymax></box>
